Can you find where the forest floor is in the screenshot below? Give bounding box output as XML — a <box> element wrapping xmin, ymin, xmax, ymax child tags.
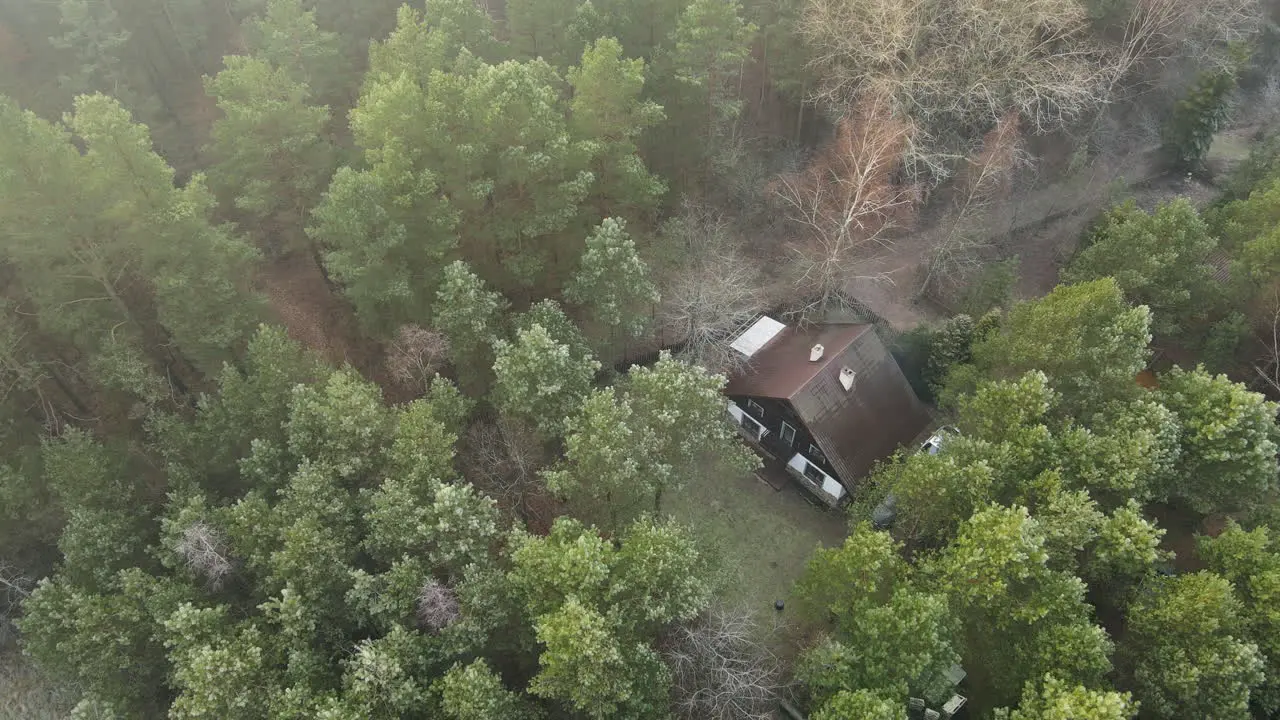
<box><xmin>0</xmin><ymin>652</ymin><xmax>72</xmax><ymax>719</ymax></box>
<box><xmin>257</xmin><ymin>251</ymin><xmax>410</xmax><ymax>399</ymax></box>
<box><xmin>259</xmin><ymin>252</ymin><xmax>360</xmax><ymax>365</ymax></box>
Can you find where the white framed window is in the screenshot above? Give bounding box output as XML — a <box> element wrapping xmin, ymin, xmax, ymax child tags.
<box><xmin>780</xmin><ymin>421</ymin><xmax>797</xmax><ymax>447</ymax></box>
<box><xmin>802</xmin><ymin>461</ymin><xmax>824</xmax><ymax>483</ymax></box>
<box><xmin>746</xmin><ymin>399</ymin><xmax>764</xmax><ymax>416</ymax></box>
<box><xmin>809</xmin><ymin>443</ymin><xmax>824</xmax><ymax>462</ymax></box>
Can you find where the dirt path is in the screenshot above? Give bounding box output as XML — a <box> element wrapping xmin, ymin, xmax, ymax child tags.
<box><xmin>259</xmin><ymin>253</ymin><xmax>362</xmax><ymax>366</ymax></box>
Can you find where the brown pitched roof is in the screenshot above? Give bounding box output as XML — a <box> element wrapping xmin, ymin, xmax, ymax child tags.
<box><xmin>725</xmin><ymin>323</ymin><xmax>871</xmax><ymax>399</ymax></box>
<box><xmin>726</xmin><ymin>322</ymin><xmax>931</xmax><ymax>485</ymax></box>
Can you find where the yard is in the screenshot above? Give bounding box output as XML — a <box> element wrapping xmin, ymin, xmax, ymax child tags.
<box><xmin>668</xmin><ymin>468</ymin><xmax>848</xmax><ymax>637</ymax></box>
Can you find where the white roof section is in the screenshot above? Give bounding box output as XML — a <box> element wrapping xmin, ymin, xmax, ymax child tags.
<box><xmin>730</xmin><ymin>316</ymin><xmax>786</xmax><ymax>357</ymax></box>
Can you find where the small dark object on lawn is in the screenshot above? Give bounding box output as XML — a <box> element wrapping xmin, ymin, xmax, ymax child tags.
<box><xmin>774</xmin><ymin>599</ymin><xmax>785</xmax><ymax>612</ymax></box>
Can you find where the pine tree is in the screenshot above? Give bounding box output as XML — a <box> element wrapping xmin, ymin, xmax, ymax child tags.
<box><xmin>309</xmin><ymin>164</ymin><xmax>459</xmax><ymax>332</ymax></box>
<box><xmin>568</xmin><ymin>38</ymin><xmax>667</xmax><ymax>220</ymax></box>
<box><xmin>242</xmin><ymin>0</ymin><xmax>345</xmax><ymax>99</ymax></box>
<box><xmin>0</xmin><ymin>94</ymin><xmax>262</xmax><ymax>391</ymax></box>
<box><xmin>205</xmin><ymin>55</ymin><xmax>334</xmax><ymax>254</ymax></box>
<box><xmin>660</xmin><ymin>0</ymin><xmax>755</xmax><ymax>180</ymax></box>
<box><xmin>505</xmin><ymin>0</ymin><xmax>581</xmax><ymax>66</ymax></box>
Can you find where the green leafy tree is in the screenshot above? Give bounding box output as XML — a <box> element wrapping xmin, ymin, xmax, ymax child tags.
<box><xmin>528</xmin><ymin>597</ymin><xmax>670</xmax><ymax>719</ymax></box>
<box><xmin>364</xmin><ymin>477</ymin><xmax>500</xmax><ymax>575</ymax></box>
<box><xmin>353</xmin><ymin>41</ymin><xmax>592</xmax><ymax>293</ymax></box>
<box><xmin>955</xmin><ymin>370</ymin><xmax>1057</xmax><ymax>445</ymax></box>
<box><xmin>338</xmin><ymin>626</ymin><xmax>438</xmax><ymax>718</ymax></box>
<box><xmin>564</xmin><ymin>218</ymin><xmax>660</xmax><ymax>342</ymax></box>
<box><xmin>960</xmin><ymin>279</ymin><xmax>1151</xmax><ymax>416</ymax></box>
<box><xmin>928</xmin><ymin>505</ymin><xmax>1114</xmax><ymax>705</ymax></box>
<box><xmin>309</xmin><ymin>164</ymin><xmax>458</xmax><ymax>333</ymax></box>
<box><xmin>440</xmin><ymin>659</ymin><xmax>541</xmax><ymax>720</ymax></box>
<box><xmin>428</xmin><ymin>59</ymin><xmax>594</xmax><ymax>290</ymax></box>
<box><xmin>68</xmin><ymin>95</ymin><xmax>264</xmax><ymax>374</ymax></box>
<box><xmin>924</xmin><ymin>314</ymin><xmax>976</xmax><ymax>392</ymax></box>
<box><xmin>796</xmin><ymin>523</ymin><xmax>905</xmax><ymax>625</ymax></box>
<box><xmin>546</xmin><ymin>353</ymin><xmax>757</xmax><ymax>526</ymax></box>
<box><xmin>1162</xmin><ymin>45</ymin><xmax>1250</xmax><ymax>172</ymax></box>
<box><xmin>505</xmin><ymin>0</ymin><xmax>581</xmax><ymax>67</ymax></box>
<box><xmin>608</xmin><ymin>517</ymin><xmax>713</xmax><ymax>630</ymax></box>
<box><xmin>53</xmin><ymin>0</ymin><xmax>133</xmax><ymax>99</ymax></box>
<box><xmin>542</xmin><ymin>389</ymin><xmax>647</xmax><ymax>529</ymax></box>
<box><xmin>812</xmin><ymin>689</ymin><xmax>907</xmax><ymax>720</ymax></box>
<box><xmin>513</xmin><ymin>299</ymin><xmax>594</xmax><ymax>361</ymax></box>
<box><xmin>622</xmin><ymin>353</ymin><xmax>759</xmax><ymax>508</ymax></box>
<box><xmin>509</xmin><ymin>517</ymin><xmax>613</xmax><ymax>618</ymax></box>
<box><xmin>363</xmin><ymin>2</ymin><xmax>501</xmax><ymax>86</ymax></box>
<box><xmin>38</xmin><ymin>431</ymin><xmax>154</xmax><ymax>589</ymax></box>
<box><xmin>591</xmin><ymin>0</ymin><xmax>687</xmax><ymax>59</ymax></box>
<box><xmin>20</xmin><ymin>570</ymin><xmax>191</xmax><ymax>716</ymax></box>
<box><xmin>996</xmin><ymin>675</ymin><xmax>1137</xmax><ymax>720</ymax></box>
<box><xmin>389</xmin><ymin>397</ymin><xmax>461</xmax><ymax>486</ymax></box>
<box><xmin>163</xmin><ymin>606</ymin><xmax>282</xmax><ymax>719</ymax></box>
<box><xmin>492</xmin><ymin>324</ymin><xmax>601</xmax><ymax>438</ymax></box>
<box><xmin>286</xmin><ymin>368</ymin><xmax>391</xmax><ymax>481</ymax></box>
<box><xmin>1155</xmin><ymin>366</ymin><xmax>1280</xmax><ymax>513</ymax></box>
<box><xmin>1065</xmin><ymin>200</ymin><xmax>1220</xmax><ymax>336</ymax></box>
<box><xmin>796</xmin><ymin>525</ymin><xmax>958</xmax><ymax>705</ymax></box>
<box><xmin>336</xmin><ymin>8</ymin><xmax>662</xmax><ymax>302</ymax></box>
<box><xmin>1122</xmin><ymin>571</ymin><xmax>1265</xmax><ymax>719</ymax></box>
<box><xmin>1062</xmin><ymin>398</ymin><xmax>1180</xmax><ymax>504</ymax></box>
<box><xmin>433</xmin><ymin>261</ymin><xmax>508</xmax><ymax>392</ymax></box>
<box><xmin>799</xmin><ymin>590</ymin><xmax>959</xmax><ymax>706</ymax></box>
<box><xmin>0</xmin><ymin>95</ymin><xmax>262</xmax><ymax>391</ymax></box>
<box><xmin>1082</xmin><ymin>501</ymin><xmax>1169</xmax><ymax>592</ymax></box>
<box><xmin>19</xmin><ymin>350</ymin><xmax>523</xmax><ymax>717</ymax></box>
<box><xmin>1199</xmin><ymin>522</ymin><xmax>1280</xmax><ymax>715</ymax></box>
<box><xmin>509</xmin><ymin>515</ymin><xmax>713</xmax><ymax>633</ymax></box>
<box><xmin>878</xmin><ymin>450</ymin><xmax>997</xmax><ymax>544</ymax></box>
<box><xmin>149</xmin><ymin>324</ymin><xmax>328</xmax><ymax>493</ymax></box>
<box><xmin>1210</xmin><ymin>175</ymin><xmax>1280</xmax><ymax>249</ymax></box>
<box><xmin>422</xmin><ymin>376</ymin><xmax>475</xmax><ymax>437</ymax></box>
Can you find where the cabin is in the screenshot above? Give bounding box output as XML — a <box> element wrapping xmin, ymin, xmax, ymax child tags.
<box><xmin>724</xmin><ymin>316</ymin><xmax>931</xmax><ymax>506</ymax></box>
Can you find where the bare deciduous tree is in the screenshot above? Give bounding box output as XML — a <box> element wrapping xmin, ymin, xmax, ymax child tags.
<box><xmin>657</xmin><ymin>203</ymin><xmax>772</xmax><ymax>373</ymax></box>
<box><xmin>799</xmin><ymin>0</ymin><xmax>1260</xmax><ymax>166</ymax></box>
<box><xmin>1253</xmin><ymin>292</ymin><xmax>1280</xmax><ymax>397</ymax></box>
<box><xmin>921</xmin><ymin>112</ymin><xmax>1029</xmax><ymax>295</ymax></box>
<box><xmin>773</xmin><ymin>93</ymin><xmax>918</xmax><ymax>313</ymax></box>
<box><xmin>800</xmin><ymin>0</ymin><xmax>1109</xmax><ymax>132</ymax></box>
<box><xmin>662</xmin><ymin>606</ymin><xmax>785</xmax><ymax>720</ymax></box>
<box><xmin>175</xmin><ymin>521</ymin><xmax>233</xmax><ymax>590</ymax></box>
<box><xmin>416</xmin><ymin>578</ymin><xmax>461</xmax><ymax>632</ymax></box>
<box><xmin>385</xmin><ymin>324</ymin><xmax>449</xmax><ymax>390</ymax></box>
<box><xmin>462</xmin><ymin>417</ymin><xmax>548</xmax><ymax>524</ymax></box>
<box><xmin>0</xmin><ymin>560</ymin><xmax>31</xmax><ymax>648</ymax></box>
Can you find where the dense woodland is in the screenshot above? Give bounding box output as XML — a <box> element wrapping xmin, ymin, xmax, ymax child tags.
<box><xmin>3</xmin><ymin>0</ymin><xmax>1280</xmax><ymax>718</ymax></box>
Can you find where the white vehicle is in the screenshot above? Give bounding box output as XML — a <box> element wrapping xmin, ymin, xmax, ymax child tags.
<box><xmin>920</xmin><ymin>425</ymin><xmax>959</xmax><ymax>455</ymax></box>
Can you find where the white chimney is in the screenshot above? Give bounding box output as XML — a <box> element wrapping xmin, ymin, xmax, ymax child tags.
<box><xmin>839</xmin><ymin>367</ymin><xmax>857</xmax><ymax>391</ymax></box>
<box><xmin>809</xmin><ymin>344</ymin><xmax>824</xmax><ymax>362</ymax></box>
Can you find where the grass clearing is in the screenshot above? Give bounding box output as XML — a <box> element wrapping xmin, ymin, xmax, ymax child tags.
<box><xmin>669</xmin><ymin>469</ymin><xmax>847</xmax><ymax>624</ymax></box>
